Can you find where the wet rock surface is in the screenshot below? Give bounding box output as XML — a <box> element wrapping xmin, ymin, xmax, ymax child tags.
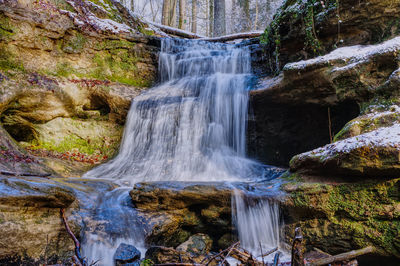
<box><xmin>176</xmin><ymin>233</ymin><xmax>213</xmax><ymax>256</ymax></box>
<box><xmin>114</xmin><ymin>243</ymin><xmax>141</xmax><ymax>265</ymax></box>
<box><xmin>130</xmin><ymin>181</ymin><xmax>284</xmax><ymax>249</ymax></box>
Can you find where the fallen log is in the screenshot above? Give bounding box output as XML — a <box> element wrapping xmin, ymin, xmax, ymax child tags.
<box><xmin>60</xmin><ymin>208</ymin><xmax>87</xmax><ymax>266</ymax></box>
<box><xmin>308</xmin><ymin>246</ymin><xmax>375</xmax><ymax>266</ymax></box>
<box><xmin>147</xmin><ymin>22</ymin><xmax>205</xmax><ymax>39</ymax></box>
<box><xmin>199</xmin><ymin>31</ymin><xmax>264</xmax><ymax>42</ymax></box>
<box><xmin>148</xmin><ymin>22</ymin><xmax>262</xmax><ymax>42</ymax></box>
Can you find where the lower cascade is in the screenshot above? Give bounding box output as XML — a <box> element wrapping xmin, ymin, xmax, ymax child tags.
<box><xmin>82</xmin><ymin>38</ymin><xmax>286</xmax><ymax>264</ymax></box>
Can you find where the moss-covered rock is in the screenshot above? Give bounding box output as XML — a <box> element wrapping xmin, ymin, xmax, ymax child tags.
<box><xmin>0</xmin><ymin>0</ymin><xmax>160</xmax><ymax>175</ymax></box>
<box><xmin>281</xmin><ymin>177</ymin><xmax>400</xmax><ymax>258</ymax></box>
<box><xmin>261</xmin><ymin>0</ymin><xmax>400</xmax><ymax>72</ymax></box>
<box><xmin>0</xmin><ymin>175</ymin><xmax>78</xmax><ymax>264</ymax></box>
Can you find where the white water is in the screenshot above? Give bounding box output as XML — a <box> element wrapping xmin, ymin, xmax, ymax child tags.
<box><xmin>84</xmin><ymin>38</ymin><xmax>267</xmax><ymax>184</ymax></box>
<box><xmin>233</xmin><ymin>190</ymin><xmax>288</xmax><ymax>262</ymax></box>
<box><xmin>82</xmin><ymin>38</ymin><xmax>285</xmax><ymax>265</ymax></box>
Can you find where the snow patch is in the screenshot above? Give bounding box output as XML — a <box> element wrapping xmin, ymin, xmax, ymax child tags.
<box><xmin>300</xmin><ymin>123</ymin><xmax>400</xmax><ymax>159</ymax></box>
<box><xmin>285</xmin><ymin>36</ymin><xmax>400</xmax><ymax>71</ymax></box>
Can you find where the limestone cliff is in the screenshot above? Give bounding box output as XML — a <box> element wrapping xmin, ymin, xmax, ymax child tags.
<box><xmin>0</xmin><ymin>0</ymin><xmax>160</xmax><ymax>176</ymax></box>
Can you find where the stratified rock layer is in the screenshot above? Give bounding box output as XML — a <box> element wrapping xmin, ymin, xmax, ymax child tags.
<box><xmin>0</xmin><ymin>0</ymin><xmax>160</xmax><ymax>176</ymax></box>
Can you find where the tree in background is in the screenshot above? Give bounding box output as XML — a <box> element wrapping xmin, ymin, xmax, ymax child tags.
<box><xmin>213</xmin><ymin>0</ymin><xmax>226</xmax><ymax>36</ymax></box>
<box><xmin>123</xmin><ymin>0</ymin><xmax>283</xmax><ymax>36</ymax></box>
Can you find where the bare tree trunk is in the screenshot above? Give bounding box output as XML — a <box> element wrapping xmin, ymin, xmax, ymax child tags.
<box><xmin>178</xmin><ymin>0</ymin><xmax>186</xmax><ymax>29</ymax></box>
<box><xmin>130</xmin><ymin>0</ymin><xmax>134</xmax><ymax>12</ymax></box>
<box><xmin>214</xmin><ymin>0</ymin><xmax>226</xmax><ymax>36</ymax></box>
<box><xmin>162</xmin><ymin>0</ymin><xmax>171</xmax><ymax>25</ymax></box>
<box><xmin>192</xmin><ymin>0</ymin><xmax>197</xmax><ymax>33</ymax></box>
<box><xmin>206</xmin><ymin>0</ymin><xmax>209</xmax><ymax>36</ymax></box>
<box><xmin>254</xmin><ymin>0</ymin><xmax>259</xmax><ymax>30</ymax></box>
<box><xmin>209</xmin><ymin>0</ymin><xmax>214</xmax><ymax>36</ymax></box>
<box><xmin>169</xmin><ymin>0</ymin><xmax>178</xmax><ymax>27</ymax></box>
<box><xmin>243</xmin><ymin>0</ymin><xmax>250</xmax><ymax>31</ymax></box>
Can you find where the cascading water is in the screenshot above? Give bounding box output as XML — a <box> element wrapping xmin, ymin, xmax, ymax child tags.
<box><xmin>82</xmin><ymin>38</ymin><xmax>286</xmax><ymax>265</ymax></box>
<box><xmin>84</xmin><ymin>38</ymin><xmax>267</xmax><ymax>183</ymax></box>
<box><xmin>233</xmin><ymin>190</ymin><xmax>288</xmax><ymax>261</ymax></box>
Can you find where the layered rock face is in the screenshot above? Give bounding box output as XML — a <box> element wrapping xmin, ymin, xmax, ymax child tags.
<box><xmin>0</xmin><ymin>176</ymin><xmax>77</xmax><ymax>264</ymax></box>
<box><xmin>0</xmin><ymin>0</ymin><xmax>160</xmax><ymax>176</ymax></box>
<box><xmin>261</xmin><ymin>0</ymin><xmax>400</xmax><ymax>71</ymax></box>
<box><xmin>248</xmin><ymin>0</ymin><xmax>400</xmax><ymax>260</ymax></box>
<box><xmin>0</xmin><ymin>0</ymin><xmax>159</xmax><ymax>263</ymax></box>
<box><xmin>130</xmin><ymin>182</ymin><xmax>234</xmax><ymax>249</ymax></box>
<box><xmin>249</xmin><ymin>0</ymin><xmax>400</xmax><ymax>167</ymax></box>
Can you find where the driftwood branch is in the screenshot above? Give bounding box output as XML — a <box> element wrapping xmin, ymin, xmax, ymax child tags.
<box><xmin>199</xmin><ymin>31</ymin><xmax>264</xmax><ymax>42</ymax></box>
<box><xmin>260</xmin><ymin>247</ymin><xmax>278</xmax><ymax>258</ymax></box>
<box><xmin>148</xmin><ymin>22</ymin><xmax>204</xmax><ymax>39</ymax></box>
<box><xmin>308</xmin><ymin>246</ymin><xmax>375</xmax><ymax>266</ymax></box>
<box><xmin>201</xmin><ymin>241</ymin><xmax>240</xmax><ymax>265</ymax></box>
<box><xmin>60</xmin><ymin>208</ymin><xmax>87</xmax><ymax>266</ymax></box>
<box><xmin>148</xmin><ymin>22</ymin><xmax>262</xmax><ymax>42</ymax></box>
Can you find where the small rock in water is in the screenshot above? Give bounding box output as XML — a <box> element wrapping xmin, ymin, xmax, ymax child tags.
<box><xmin>113</xmin><ymin>243</ymin><xmax>141</xmax><ymax>265</ymax></box>
<box><xmin>176</xmin><ymin>233</ymin><xmax>213</xmax><ymax>255</ymax></box>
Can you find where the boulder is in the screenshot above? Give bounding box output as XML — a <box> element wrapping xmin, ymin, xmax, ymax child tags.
<box><xmin>261</xmin><ymin>0</ymin><xmax>400</xmax><ymax>71</ymax></box>
<box><xmin>248</xmin><ymin>36</ymin><xmax>400</xmax><ymax>166</ymax></box>
<box><xmin>114</xmin><ymin>243</ymin><xmax>141</xmax><ymax>265</ymax></box>
<box><xmin>176</xmin><ymin>233</ymin><xmax>213</xmax><ymax>256</ymax></box>
<box><xmin>0</xmin><ymin>175</ymin><xmax>78</xmax><ymax>264</ymax></box>
<box><xmin>290</xmin><ymin>123</ymin><xmax>400</xmax><ymax>177</ymax></box>
<box><xmin>280</xmin><ymin>178</ymin><xmax>400</xmax><ymax>258</ymax></box>
<box><xmin>131</xmin><ymin>182</ymin><xmax>233</xmax><ymax>248</ymax></box>
<box><xmin>131</xmin><ymin>181</ymin><xmax>280</xmax><ymax>249</ymax></box>
<box><xmin>0</xmin><ymin>0</ymin><xmax>160</xmax><ymax>176</ymax></box>
<box><xmin>145</xmin><ymin>246</ymin><xmax>192</xmax><ymax>264</ymax></box>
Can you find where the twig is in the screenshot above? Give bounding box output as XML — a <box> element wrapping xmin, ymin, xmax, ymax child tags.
<box><xmin>60</xmin><ymin>208</ymin><xmax>87</xmax><ymax>266</ymax></box>
<box><xmin>260</xmin><ymin>247</ymin><xmax>278</xmax><ymax>258</ymax></box>
<box><xmin>308</xmin><ymin>246</ymin><xmax>375</xmax><ymax>266</ymax></box>
<box><xmin>201</xmin><ymin>241</ymin><xmax>240</xmax><ymax>265</ymax></box>
<box><xmin>220</xmin><ymin>242</ymin><xmax>237</xmax><ymax>265</ymax></box>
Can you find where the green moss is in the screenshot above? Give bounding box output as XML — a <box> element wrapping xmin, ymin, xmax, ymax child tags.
<box><xmin>0</xmin><ymin>47</ymin><xmax>25</xmax><ymax>72</ymax></box>
<box><xmin>89</xmin><ymin>0</ymin><xmax>123</xmax><ymax>23</ymax></box>
<box><xmin>62</xmin><ymin>32</ymin><xmax>87</xmax><ymax>53</ymax></box>
<box><xmin>0</xmin><ymin>14</ymin><xmax>15</xmax><ymax>40</ymax></box>
<box><xmin>50</xmin><ymin>0</ymin><xmax>76</xmax><ymax>13</ymax></box>
<box><xmin>30</xmin><ymin>134</ymin><xmax>116</xmax><ymax>157</ymax></box>
<box><xmin>140</xmin><ymin>259</ymin><xmax>154</xmax><ymax>266</ymax></box>
<box><xmin>138</xmin><ymin>26</ymin><xmax>154</xmax><ymax>36</ymax></box>
<box><xmin>54</xmin><ymin>62</ymin><xmax>75</xmax><ymax>77</ymax></box>
<box><xmin>289</xmin><ymin>178</ymin><xmax>400</xmax><ymax>255</ymax></box>
<box><xmin>94</xmin><ymin>39</ymin><xmax>136</xmax><ymax>50</ymax></box>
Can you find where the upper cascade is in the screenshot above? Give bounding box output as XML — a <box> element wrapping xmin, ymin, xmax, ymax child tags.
<box><xmin>84</xmin><ymin>38</ymin><xmax>267</xmax><ymax>184</ymax></box>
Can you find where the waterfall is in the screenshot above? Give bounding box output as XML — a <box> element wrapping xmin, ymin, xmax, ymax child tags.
<box><xmin>233</xmin><ymin>190</ymin><xmax>284</xmax><ymax>259</ymax></box>
<box><xmin>84</xmin><ymin>38</ymin><xmax>267</xmax><ymax>183</ymax></box>
<box><xmin>82</xmin><ymin>38</ymin><xmax>286</xmax><ymax>265</ymax></box>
